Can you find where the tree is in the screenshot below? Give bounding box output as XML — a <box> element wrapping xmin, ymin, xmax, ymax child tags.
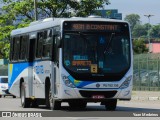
<box><xmin>133</xmin><ymin>38</ymin><xmax>148</xmax><ymax>54</ymax></box>
<box><xmin>124</xmin><ymin>14</ymin><xmax>140</xmax><ymax>31</ymax></box>
<box><xmin>0</xmin><ymin>0</ymin><xmax>110</xmax><ymax>59</ymax></box>
<box><xmin>0</xmin><ymin>0</ymin><xmax>110</xmax><ymax>21</ymax></box>
<box><xmin>150</xmin><ymin>24</ymin><xmax>160</xmax><ymax>38</ymax></box>
<box><xmin>0</xmin><ymin>41</ymin><xmax>10</xmax><ymax>59</ymax></box>
<box><xmin>0</xmin><ymin>25</ymin><xmax>15</xmax><ymax>58</ymax></box>
<box><xmin>132</xmin><ymin>24</ymin><xmax>148</xmax><ymax>38</ymax></box>
<box><xmin>0</xmin><ymin>14</ymin><xmax>16</xmax><ymax>59</ymax></box>
<box><xmin>106</xmin><ymin>10</ymin><xmax>112</xmax><ymax>18</ymax></box>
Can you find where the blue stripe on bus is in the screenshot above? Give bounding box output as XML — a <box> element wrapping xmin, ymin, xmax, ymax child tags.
<box><xmin>68</xmin><ymin>75</ymin><xmax>93</xmax><ymax>88</ymax></box>
<box><xmin>8</xmin><ymin>63</ymin><xmax>31</xmax><ymax>89</ymax></box>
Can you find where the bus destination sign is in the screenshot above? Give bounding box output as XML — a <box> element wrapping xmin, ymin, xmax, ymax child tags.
<box><xmin>64</xmin><ymin>22</ymin><xmax>122</xmax><ymax>32</ymax></box>
<box><xmin>72</xmin><ymin>24</ymin><xmax>119</xmax><ymax>31</ymax></box>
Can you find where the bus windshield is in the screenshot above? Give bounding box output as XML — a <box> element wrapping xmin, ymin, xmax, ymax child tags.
<box><xmin>63</xmin><ymin>22</ymin><xmax>130</xmax><ymax>81</ymax></box>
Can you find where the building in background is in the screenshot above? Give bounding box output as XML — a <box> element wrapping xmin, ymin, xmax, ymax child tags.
<box><xmin>146</xmin><ymin>42</ymin><xmax>160</xmax><ymax>53</ymax></box>
<box><xmin>93</xmin><ymin>9</ymin><xmax>122</xmax><ymax>20</ymax></box>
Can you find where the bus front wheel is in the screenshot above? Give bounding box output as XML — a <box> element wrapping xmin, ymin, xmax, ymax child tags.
<box><xmin>46</xmin><ymin>86</ymin><xmax>61</xmax><ymax>110</ymax></box>
<box><xmin>104</xmin><ymin>99</ymin><xmax>117</xmax><ymax>111</ymax></box>
<box><xmin>21</xmin><ymin>82</ymin><xmax>30</xmax><ymax>108</ymax></box>
<box><xmin>50</xmin><ymin>99</ymin><xmax>61</xmax><ymax>110</ymax></box>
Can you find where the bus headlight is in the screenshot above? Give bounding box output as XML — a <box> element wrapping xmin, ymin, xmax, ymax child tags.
<box><xmin>119</xmin><ymin>75</ymin><xmax>132</xmax><ymax>89</ymax></box>
<box><xmin>62</xmin><ymin>75</ymin><xmax>75</xmax><ymax>88</ymax></box>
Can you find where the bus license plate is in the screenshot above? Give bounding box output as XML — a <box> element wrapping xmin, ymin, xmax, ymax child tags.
<box><xmin>92</xmin><ymin>95</ymin><xmax>105</xmax><ymax>99</ymax></box>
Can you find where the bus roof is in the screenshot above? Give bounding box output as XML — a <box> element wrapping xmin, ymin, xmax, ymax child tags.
<box><xmin>11</xmin><ymin>17</ymin><xmax>128</xmax><ymax>36</ymax></box>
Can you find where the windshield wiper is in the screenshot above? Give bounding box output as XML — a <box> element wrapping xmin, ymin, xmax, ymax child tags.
<box><xmin>104</xmin><ymin>33</ymin><xmax>115</xmax><ymax>54</ymax></box>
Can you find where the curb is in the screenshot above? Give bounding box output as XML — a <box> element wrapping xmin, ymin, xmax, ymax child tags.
<box><xmin>148</xmin><ymin>97</ymin><xmax>159</xmax><ymax>101</ymax></box>
<box><xmin>132</xmin><ymin>96</ymin><xmax>160</xmax><ymax>101</ymax></box>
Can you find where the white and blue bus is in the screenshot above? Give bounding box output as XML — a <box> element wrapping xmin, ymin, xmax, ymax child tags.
<box><xmin>9</xmin><ymin>17</ymin><xmax>133</xmax><ymax>110</ymax></box>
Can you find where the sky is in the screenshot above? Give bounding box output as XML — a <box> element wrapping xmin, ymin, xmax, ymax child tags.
<box><xmin>0</xmin><ymin>0</ymin><xmax>159</xmax><ymax>25</ymax></box>
<box><xmin>106</xmin><ymin>0</ymin><xmax>160</xmax><ymax>25</ymax></box>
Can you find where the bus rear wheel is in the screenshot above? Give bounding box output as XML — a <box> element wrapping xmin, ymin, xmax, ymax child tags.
<box><xmin>21</xmin><ymin>82</ymin><xmax>30</xmax><ymax>108</ymax></box>
<box><xmin>104</xmin><ymin>99</ymin><xmax>117</xmax><ymax>111</ymax></box>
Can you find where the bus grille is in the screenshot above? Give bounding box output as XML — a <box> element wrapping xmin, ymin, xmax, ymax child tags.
<box><xmin>79</xmin><ymin>90</ymin><xmax>117</xmax><ymax>98</ymax></box>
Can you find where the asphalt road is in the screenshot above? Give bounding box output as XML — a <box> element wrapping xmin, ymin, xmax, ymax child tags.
<box><xmin>0</xmin><ymin>96</ymin><xmax>160</xmax><ymax>116</ymax></box>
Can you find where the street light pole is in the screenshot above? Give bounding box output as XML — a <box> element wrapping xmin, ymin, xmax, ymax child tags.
<box><xmin>34</xmin><ymin>0</ymin><xmax>38</xmax><ymax>21</ymax></box>
<box><xmin>144</xmin><ymin>14</ymin><xmax>154</xmax><ymax>53</ymax></box>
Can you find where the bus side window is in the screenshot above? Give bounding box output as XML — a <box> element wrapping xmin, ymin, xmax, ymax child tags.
<box><xmin>42</xmin><ymin>29</ymin><xmax>52</xmax><ymax>58</ymax></box>
<box><xmin>10</xmin><ymin>37</ymin><xmax>14</xmax><ymax>61</ymax></box>
<box><xmin>36</xmin><ymin>32</ymin><xmax>43</xmax><ymax>58</ymax></box>
<box><xmin>19</xmin><ymin>35</ymin><xmax>28</xmax><ymax>60</ymax></box>
<box><xmin>13</xmin><ymin>36</ymin><xmax>20</xmax><ymax>61</ymax></box>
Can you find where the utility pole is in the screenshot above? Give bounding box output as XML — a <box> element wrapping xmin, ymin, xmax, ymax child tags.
<box><xmin>34</xmin><ymin>0</ymin><xmax>38</xmax><ymax>21</ymax></box>
<box><xmin>144</xmin><ymin>14</ymin><xmax>154</xmax><ymax>53</ymax></box>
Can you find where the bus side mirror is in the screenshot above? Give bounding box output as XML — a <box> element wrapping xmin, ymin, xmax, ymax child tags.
<box><xmin>53</xmin><ymin>35</ymin><xmax>61</xmax><ymax>63</ymax></box>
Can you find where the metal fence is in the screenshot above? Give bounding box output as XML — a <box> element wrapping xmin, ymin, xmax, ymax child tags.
<box><xmin>133</xmin><ymin>53</ymin><xmax>160</xmax><ymax>91</ymax></box>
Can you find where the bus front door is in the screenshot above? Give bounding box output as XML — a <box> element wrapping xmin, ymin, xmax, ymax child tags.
<box><xmin>28</xmin><ymin>35</ymin><xmax>36</xmax><ymax>98</ymax></box>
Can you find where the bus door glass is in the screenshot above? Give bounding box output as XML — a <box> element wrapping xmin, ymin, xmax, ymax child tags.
<box><xmin>28</xmin><ymin>32</ymin><xmax>36</xmax><ymax>97</ymax></box>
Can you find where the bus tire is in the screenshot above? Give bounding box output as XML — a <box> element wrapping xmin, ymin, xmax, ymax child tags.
<box><xmin>45</xmin><ymin>83</ymin><xmax>51</xmax><ymax>108</ymax></box>
<box><xmin>0</xmin><ymin>95</ymin><xmax>1</xmax><ymax>98</ymax></box>
<box><xmin>104</xmin><ymin>99</ymin><xmax>117</xmax><ymax>111</ymax></box>
<box><xmin>21</xmin><ymin>82</ymin><xmax>30</xmax><ymax>108</ymax></box>
<box><xmin>13</xmin><ymin>96</ymin><xmax>16</xmax><ymax>98</ymax></box>
<box><xmin>51</xmin><ymin>99</ymin><xmax>61</xmax><ymax>110</ymax></box>
<box><xmin>46</xmin><ymin>86</ymin><xmax>61</xmax><ymax>110</ymax></box>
